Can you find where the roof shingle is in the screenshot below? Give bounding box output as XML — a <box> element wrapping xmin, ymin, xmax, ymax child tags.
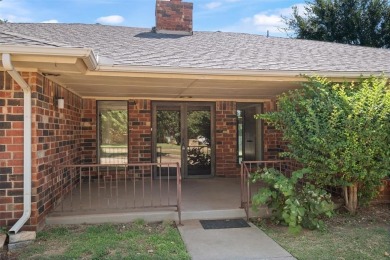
<box><xmin>1</xmin><ymin>23</ymin><xmax>390</xmax><ymax>73</ymax></box>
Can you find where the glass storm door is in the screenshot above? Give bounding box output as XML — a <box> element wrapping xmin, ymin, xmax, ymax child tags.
<box><xmin>153</xmin><ymin>102</ymin><xmax>214</xmax><ymax>178</ymax></box>
<box><xmin>186</xmin><ymin>105</ymin><xmax>212</xmax><ymax>176</ymax></box>
<box><xmin>154</xmin><ymin>105</ymin><xmax>182</xmax><ymax>177</ymax></box>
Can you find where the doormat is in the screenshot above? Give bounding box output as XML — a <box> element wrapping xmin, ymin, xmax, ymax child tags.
<box><xmin>199</xmin><ymin>219</ymin><xmax>250</xmax><ymax>230</ymax></box>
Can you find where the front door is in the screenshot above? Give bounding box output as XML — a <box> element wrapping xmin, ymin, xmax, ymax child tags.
<box><xmin>152</xmin><ymin>102</ymin><xmax>214</xmax><ymax>178</ymax></box>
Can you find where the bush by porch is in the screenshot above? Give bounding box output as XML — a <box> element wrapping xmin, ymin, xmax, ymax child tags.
<box><xmin>257</xmin><ymin>76</ymin><xmax>390</xmax><ymax>214</ymax></box>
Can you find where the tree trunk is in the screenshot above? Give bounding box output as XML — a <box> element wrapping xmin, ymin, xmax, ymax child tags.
<box><xmin>343</xmin><ymin>184</ymin><xmax>358</xmax><ymax>214</ymax></box>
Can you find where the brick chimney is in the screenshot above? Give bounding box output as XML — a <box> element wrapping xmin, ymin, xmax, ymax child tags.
<box><xmin>155</xmin><ymin>0</ymin><xmax>193</xmax><ymax>35</ymax></box>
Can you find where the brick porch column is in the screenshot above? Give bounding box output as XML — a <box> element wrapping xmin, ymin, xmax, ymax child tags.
<box><xmin>128</xmin><ymin>100</ymin><xmax>152</xmax><ymax>163</ymax></box>
<box><xmin>215</xmin><ymin>101</ymin><xmax>239</xmax><ymax>177</ymax></box>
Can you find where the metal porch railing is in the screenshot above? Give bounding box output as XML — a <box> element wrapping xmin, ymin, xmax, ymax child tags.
<box><xmin>240</xmin><ymin>160</ymin><xmax>295</xmax><ymax>220</ymax></box>
<box><xmin>52</xmin><ymin>162</ymin><xmax>182</xmax><ymax>224</ymax></box>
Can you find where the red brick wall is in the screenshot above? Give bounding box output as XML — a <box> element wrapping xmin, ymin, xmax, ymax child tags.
<box><xmin>80</xmin><ymin>99</ymin><xmax>97</xmax><ymax>164</ymax></box>
<box><xmin>0</xmin><ymin>71</ymin><xmax>86</xmax><ymax>230</ymax></box>
<box><xmin>215</xmin><ymin>101</ymin><xmax>239</xmax><ymax>176</ymax></box>
<box><xmin>375</xmin><ymin>179</ymin><xmax>390</xmax><ymax>203</ymax></box>
<box><xmin>262</xmin><ymin>100</ymin><xmax>287</xmax><ymax>160</ymax></box>
<box><xmin>0</xmin><ymin>71</ymin><xmax>26</xmax><ymax>228</ymax></box>
<box><xmin>32</xmin><ymin>74</ymin><xmax>83</xmax><ymax>228</ymax></box>
<box><xmin>261</xmin><ymin>99</ymin><xmax>301</xmax><ymax>177</ymax></box>
<box><xmin>156</xmin><ymin>0</ymin><xmax>193</xmax><ymax>33</ymax></box>
<box><xmin>128</xmin><ymin>100</ymin><xmax>152</xmax><ymax>163</ymax></box>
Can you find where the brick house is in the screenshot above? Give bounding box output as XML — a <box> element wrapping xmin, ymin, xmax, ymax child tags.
<box><xmin>1</xmin><ymin>0</ymin><xmax>390</xmax><ymax>233</ymax></box>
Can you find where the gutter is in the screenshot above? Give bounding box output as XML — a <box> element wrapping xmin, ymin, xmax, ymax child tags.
<box><xmin>2</xmin><ymin>53</ymin><xmax>32</xmax><ymax>234</ymax></box>
<box><xmin>0</xmin><ymin>45</ymin><xmax>98</xmax><ymax>70</ymax></box>
<box><xmin>97</xmin><ymin>65</ymin><xmax>387</xmax><ymax>78</ymax></box>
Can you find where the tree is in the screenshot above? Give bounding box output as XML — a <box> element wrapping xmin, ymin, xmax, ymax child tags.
<box><xmin>284</xmin><ymin>0</ymin><xmax>390</xmax><ymax>48</ymax></box>
<box><xmin>187</xmin><ymin>111</ymin><xmax>210</xmax><ymax>141</ymax></box>
<box><xmin>257</xmin><ymin>76</ymin><xmax>390</xmax><ymax>214</ymax></box>
<box><xmin>0</xmin><ymin>0</ymin><xmax>5</xmax><ymax>24</ymax></box>
<box><xmin>157</xmin><ymin>110</ymin><xmax>180</xmax><ymax>144</ymax></box>
<box><xmin>100</xmin><ymin>110</ymin><xmax>127</xmax><ymax>145</ymax></box>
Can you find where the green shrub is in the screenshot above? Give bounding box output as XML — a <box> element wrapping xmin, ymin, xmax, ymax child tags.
<box><xmin>256</xmin><ymin>76</ymin><xmax>390</xmax><ymax>213</ymax></box>
<box><xmin>251</xmin><ymin>168</ymin><xmax>334</xmax><ymax>234</ymax></box>
<box><xmin>0</xmin><ymin>226</ymin><xmax>6</xmax><ymax>234</ymax></box>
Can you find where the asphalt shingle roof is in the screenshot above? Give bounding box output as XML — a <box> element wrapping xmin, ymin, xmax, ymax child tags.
<box><xmin>1</xmin><ymin>23</ymin><xmax>390</xmax><ymax>73</ymax></box>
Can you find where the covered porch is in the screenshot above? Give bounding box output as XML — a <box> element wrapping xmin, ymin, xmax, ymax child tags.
<box><xmin>47</xmin><ymin>177</ymin><xmax>252</xmax><ymax>225</ymax></box>
<box><xmin>45</xmin><ymin>161</ymin><xmax>293</xmax><ymax>225</ymax></box>
<box><xmin>0</xmin><ymin>48</ymin><xmax>300</xmax><ymax>231</ymax></box>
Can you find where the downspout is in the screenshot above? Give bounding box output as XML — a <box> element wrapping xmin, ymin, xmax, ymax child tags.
<box><xmin>2</xmin><ymin>53</ymin><xmax>32</xmax><ymax>234</ymax></box>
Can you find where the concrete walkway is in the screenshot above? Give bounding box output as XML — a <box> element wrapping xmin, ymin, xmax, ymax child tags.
<box><xmin>178</xmin><ymin>220</ymin><xmax>295</xmax><ymax>260</ymax></box>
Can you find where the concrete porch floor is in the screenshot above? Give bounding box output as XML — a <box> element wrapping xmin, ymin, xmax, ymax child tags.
<box><xmin>46</xmin><ymin>178</ymin><xmax>265</xmax><ymax>225</ymax></box>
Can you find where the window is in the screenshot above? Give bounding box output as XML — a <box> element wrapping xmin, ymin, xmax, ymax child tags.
<box><xmin>237</xmin><ymin>103</ymin><xmax>263</xmax><ymax>163</ymax></box>
<box><xmin>98</xmin><ymin>101</ymin><xmax>128</xmax><ymax>164</ymax></box>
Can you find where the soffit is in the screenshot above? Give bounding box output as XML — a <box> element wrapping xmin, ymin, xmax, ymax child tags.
<box><xmin>45</xmin><ymin>72</ymin><xmax>301</xmax><ymax>100</ymax></box>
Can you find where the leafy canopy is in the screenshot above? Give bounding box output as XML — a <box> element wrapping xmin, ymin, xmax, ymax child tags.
<box><xmin>257</xmin><ymin>76</ymin><xmax>390</xmax><ymax>204</ymax></box>
<box><xmin>284</xmin><ymin>0</ymin><xmax>390</xmax><ymax>48</ymax></box>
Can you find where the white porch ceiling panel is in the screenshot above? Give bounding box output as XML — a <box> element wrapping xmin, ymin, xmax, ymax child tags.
<box><xmin>48</xmin><ymin>73</ymin><xmax>300</xmax><ymax>100</ymax></box>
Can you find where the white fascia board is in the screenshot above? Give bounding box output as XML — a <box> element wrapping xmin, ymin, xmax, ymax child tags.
<box><xmin>97</xmin><ymin>64</ymin><xmax>387</xmax><ymax>79</ymax></box>
<box><xmin>0</xmin><ymin>45</ymin><xmax>98</xmax><ymax>70</ymax></box>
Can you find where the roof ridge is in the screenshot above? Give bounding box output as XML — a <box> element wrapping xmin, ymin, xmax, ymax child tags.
<box><xmin>0</xmin><ymin>30</ymin><xmax>66</xmax><ymax>47</ymax></box>
<box><xmin>0</xmin><ymin>23</ymin><xmax>388</xmax><ymax>52</ymax></box>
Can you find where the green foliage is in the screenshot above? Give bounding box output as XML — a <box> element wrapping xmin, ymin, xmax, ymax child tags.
<box><xmin>157</xmin><ymin>110</ymin><xmax>180</xmax><ymax>144</ymax></box>
<box><xmin>133</xmin><ymin>218</ymin><xmax>146</xmax><ymax>226</ymax></box>
<box><xmin>37</xmin><ymin>226</ymin><xmax>70</xmax><ymax>239</ymax></box>
<box><xmin>157</xmin><ymin>110</ymin><xmax>211</xmax><ymax>145</ymax></box>
<box><xmin>284</xmin><ymin>0</ymin><xmax>390</xmax><ymax>48</ymax></box>
<box><xmin>0</xmin><ymin>0</ymin><xmax>9</xmax><ymax>23</ymax></box>
<box><xmin>251</xmin><ymin>168</ymin><xmax>334</xmax><ymax>234</ymax></box>
<box><xmin>187</xmin><ymin>147</ymin><xmax>211</xmax><ymax>167</ymax></box>
<box><xmin>18</xmin><ymin>222</ymin><xmax>190</xmax><ymax>260</ymax></box>
<box><xmin>100</xmin><ymin>110</ymin><xmax>127</xmax><ymax>145</ymax></box>
<box><xmin>257</xmin><ymin>76</ymin><xmax>390</xmax><ymax>206</ymax></box>
<box><xmin>187</xmin><ymin>110</ymin><xmax>211</xmax><ymax>141</ymax></box>
<box><xmin>0</xmin><ymin>226</ymin><xmax>6</xmax><ymax>234</ymax></box>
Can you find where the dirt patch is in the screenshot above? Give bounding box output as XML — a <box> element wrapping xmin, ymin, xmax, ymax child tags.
<box><xmin>328</xmin><ymin>203</ymin><xmax>390</xmax><ymax>227</ymax></box>
<box><xmin>0</xmin><ymin>249</ymin><xmax>17</xmax><ymax>260</ymax></box>
<box><xmin>255</xmin><ymin>204</ymin><xmax>390</xmax><ymax>260</ymax></box>
<box><xmin>256</xmin><ymin>203</ymin><xmax>390</xmax><ymax>230</ymax></box>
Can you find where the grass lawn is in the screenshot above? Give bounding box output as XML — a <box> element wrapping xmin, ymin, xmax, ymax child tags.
<box><xmin>157</xmin><ymin>143</ymin><xmax>180</xmax><ymax>149</ymax></box>
<box><xmin>157</xmin><ymin>143</ymin><xmax>181</xmax><ymax>156</ymax></box>
<box><xmin>10</xmin><ymin>220</ymin><xmax>190</xmax><ymax>260</ymax></box>
<box><xmin>255</xmin><ymin>205</ymin><xmax>390</xmax><ymax>260</ymax></box>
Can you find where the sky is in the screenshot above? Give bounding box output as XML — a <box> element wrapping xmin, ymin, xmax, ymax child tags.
<box><xmin>0</xmin><ymin>0</ymin><xmax>305</xmax><ymax>37</ymax></box>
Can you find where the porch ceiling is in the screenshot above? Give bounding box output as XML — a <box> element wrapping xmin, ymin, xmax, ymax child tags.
<box><xmin>48</xmin><ymin>72</ymin><xmax>301</xmax><ymax>100</ymax></box>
